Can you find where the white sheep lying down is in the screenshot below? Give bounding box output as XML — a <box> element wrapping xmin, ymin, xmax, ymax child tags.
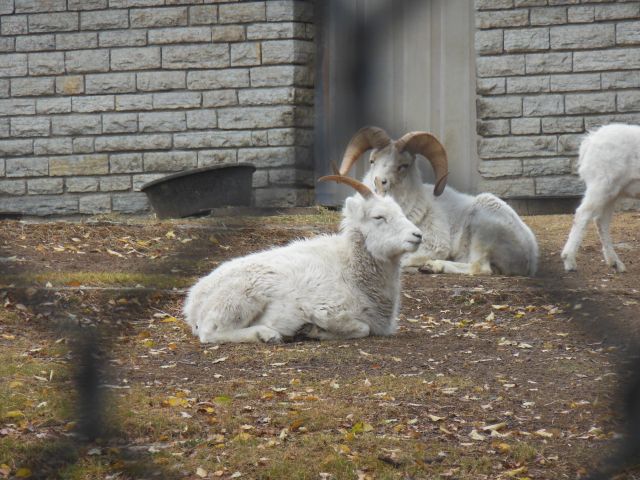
<box><xmin>562</xmin><ymin>123</ymin><xmax>640</xmax><ymax>272</ymax></box>
<box><xmin>183</xmin><ymin>175</ymin><xmax>423</xmax><ymax>344</ymax></box>
<box><xmin>338</xmin><ymin>126</ymin><xmax>539</xmax><ymax>276</ymax></box>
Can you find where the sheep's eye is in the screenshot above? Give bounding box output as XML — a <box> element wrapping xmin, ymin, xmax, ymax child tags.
<box><xmin>373</xmin><ymin>215</ymin><xmax>386</xmax><ymax>222</ymax></box>
<box><xmin>398</xmin><ymin>164</ymin><xmax>408</xmax><ymax>172</ymax></box>
<box><xmin>370</xmin><ymin>158</ymin><xmax>375</xmax><ymax>164</ymax></box>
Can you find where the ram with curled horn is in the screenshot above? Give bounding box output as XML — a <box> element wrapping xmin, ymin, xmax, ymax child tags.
<box><xmin>337</xmin><ymin>126</ymin><xmax>539</xmax><ymax>276</ymax></box>
<box><xmin>183</xmin><ymin>173</ymin><xmax>423</xmax><ymax>344</ymax></box>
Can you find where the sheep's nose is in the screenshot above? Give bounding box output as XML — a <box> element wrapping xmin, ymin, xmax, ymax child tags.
<box><xmin>413</xmin><ymin>232</ymin><xmax>422</xmax><ymax>241</ymax></box>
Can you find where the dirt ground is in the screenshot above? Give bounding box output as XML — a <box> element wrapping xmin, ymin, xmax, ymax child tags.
<box><xmin>0</xmin><ymin>210</ymin><xmax>640</xmax><ymax>480</ymax></box>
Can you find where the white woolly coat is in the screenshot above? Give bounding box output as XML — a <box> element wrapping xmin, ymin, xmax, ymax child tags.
<box><xmin>184</xmin><ymin>232</ymin><xmax>400</xmax><ymax>339</ymax></box>
<box><xmin>183</xmin><ymin>194</ymin><xmax>422</xmax><ymax>343</ymax></box>
<box><xmin>561</xmin><ymin>123</ymin><xmax>640</xmax><ymax>273</ymax></box>
<box><xmin>577</xmin><ymin>123</ymin><xmax>640</xmax><ymax>197</ymax></box>
<box><xmin>363</xmin><ymin>159</ymin><xmax>539</xmax><ymax>276</ymax></box>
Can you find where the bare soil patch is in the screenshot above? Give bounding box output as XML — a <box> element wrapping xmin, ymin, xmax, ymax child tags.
<box><xmin>0</xmin><ymin>211</ymin><xmax>639</xmax><ymax>479</ymax></box>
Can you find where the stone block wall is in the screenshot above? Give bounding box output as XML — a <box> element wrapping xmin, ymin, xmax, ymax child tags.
<box><xmin>0</xmin><ymin>0</ymin><xmax>315</xmax><ymax>215</ymax></box>
<box><xmin>475</xmin><ymin>0</ymin><xmax>640</xmax><ymax>199</ymax></box>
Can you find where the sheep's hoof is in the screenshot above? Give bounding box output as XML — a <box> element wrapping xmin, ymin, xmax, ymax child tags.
<box><xmin>561</xmin><ymin>257</ymin><xmax>577</xmax><ymax>272</ymax></box>
<box><xmin>612</xmin><ymin>261</ymin><xmax>627</xmax><ymax>273</ymax></box>
<box><xmin>402</xmin><ymin>266</ymin><xmax>420</xmax><ymax>274</ymax></box>
<box><xmin>419</xmin><ymin>260</ymin><xmax>444</xmax><ymax>274</ymax></box>
<box><xmin>258</xmin><ymin>329</ymin><xmax>283</xmax><ymax>344</ymax></box>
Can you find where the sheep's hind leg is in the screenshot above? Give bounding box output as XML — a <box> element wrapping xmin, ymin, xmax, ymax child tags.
<box><xmin>595</xmin><ymin>200</ymin><xmax>625</xmax><ymax>272</ymax></box>
<box><xmin>562</xmin><ymin>185</ymin><xmax>615</xmax><ymax>272</ymax></box>
<box><xmin>561</xmin><ymin>204</ymin><xmax>592</xmax><ymax>271</ymax></box>
<box><xmin>304</xmin><ymin>323</ymin><xmax>370</xmax><ymax>340</ymax></box>
<box><xmin>302</xmin><ymin>311</ymin><xmax>371</xmax><ymax>340</ymax></box>
<box><xmin>199</xmin><ymin>325</ymin><xmax>283</xmax><ymax>344</ymax></box>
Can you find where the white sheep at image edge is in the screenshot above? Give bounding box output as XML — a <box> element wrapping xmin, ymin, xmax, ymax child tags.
<box><xmin>562</xmin><ymin>123</ymin><xmax>640</xmax><ymax>273</ymax></box>
<box><xmin>183</xmin><ymin>175</ymin><xmax>422</xmax><ymax>344</ymax></box>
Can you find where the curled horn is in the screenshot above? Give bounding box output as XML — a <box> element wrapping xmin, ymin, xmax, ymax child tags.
<box><xmin>318</xmin><ymin>175</ymin><xmax>374</xmax><ymax>199</ymax></box>
<box><xmin>396</xmin><ymin>132</ymin><xmax>449</xmax><ymax>196</ymax></box>
<box><xmin>338</xmin><ymin>126</ymin><xmax>392</xmax><ymax>176</ymax></box>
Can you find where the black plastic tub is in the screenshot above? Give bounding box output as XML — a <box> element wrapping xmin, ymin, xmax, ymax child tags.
<box><xmin>141</xmin><ymin>164</ymin><xmax>255</xmax><ymax>219</ymax></box>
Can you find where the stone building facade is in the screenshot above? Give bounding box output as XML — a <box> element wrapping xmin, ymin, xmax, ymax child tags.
<box><xmin>1</xmin><ymin>0</ymin><xmax>640</xmax><ymax>215</ymax></box>
<box><xmin>0</xmin><ymin>0</ymin><xmax>315</xmax><ymax>215</ymax></box>
<box><xmin>475</xmin><ymin>0</ymin><xmax>640</xmax><ymax>203</ymax></box>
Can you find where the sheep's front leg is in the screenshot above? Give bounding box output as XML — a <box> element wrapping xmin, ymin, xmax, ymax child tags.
<box><xmin>401</xmin><ymin>254</ymin><xmax>428</xmax><ymax>273</ymax></box>
<box><xmin>402</xmin><ymin>237</ymin><xmax>451</xmax><ymax>271</ymax></box>
<box><xmin>401</xmin><ymin>252</ymin><xmax>430</xmax><ymax>270</ymax></box>
<box><xmin>419</xmin><ymin>259</ymin><xmax>492</xmax><ymax>276</ymax></box>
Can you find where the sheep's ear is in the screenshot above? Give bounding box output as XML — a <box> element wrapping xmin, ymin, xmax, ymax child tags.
<box><xmin>344</xmin><ymin>196</ymin><xmax>362</xmax><ymax>218</ymax></box>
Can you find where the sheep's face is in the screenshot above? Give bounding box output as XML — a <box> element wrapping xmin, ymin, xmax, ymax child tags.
<box><xmin>366</xmin><ymin>145</ymin><xmax>418</xmax><ymax>194</ymax></box>
<box><xmin>344</xmin><ymin>195</ymin><xmax>422</xmax><ymax>260</ymax></box>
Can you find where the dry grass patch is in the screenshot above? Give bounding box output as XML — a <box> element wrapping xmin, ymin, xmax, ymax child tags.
<box><xmin>1</xmin><ymin>272</ymin><xmax>193</xmax><ymax>289</ymax></box>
